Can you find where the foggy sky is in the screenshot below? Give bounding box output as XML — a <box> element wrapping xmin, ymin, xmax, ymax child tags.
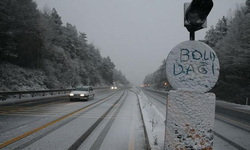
<box><xmin>35</xmin><ymin>0</ymin><xmax>245</xmax><ymax>86</ymax></box>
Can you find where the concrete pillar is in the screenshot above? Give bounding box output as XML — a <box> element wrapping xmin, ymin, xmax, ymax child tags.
<box><xmin>165</xmin><ymin>41</ymin><xmax>219</xmax><ymax>150</ymax></box>
<box><xmin>165</xmin><ymin>90</ymin><xmax>215</xmax><ymax>149</ymax></box>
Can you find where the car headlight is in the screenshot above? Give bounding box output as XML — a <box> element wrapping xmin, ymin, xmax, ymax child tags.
<box><xmin>115</xmin><ymin>87</ymin><xmax>117</xmax><ymax>89</ymax></box>
<box><xmin>69</xmin><ymin>93</ymin><xmax>74</xmax><ymax>96</ymax></box>
<box><xmin>111</xmin><ymin>87</ymin><xmax>114</xmax><ymax>89</ymax></box>
<box><xmin>80</xmin><ymin>94</ymin><xmax>85</xmax><ymax>96</ymax></box>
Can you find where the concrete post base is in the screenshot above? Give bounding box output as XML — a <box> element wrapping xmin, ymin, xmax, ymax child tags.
<box><xmin>164</xmin><ymin>90</ymin><xmax>216</xmax><ymax>150</ymax></box>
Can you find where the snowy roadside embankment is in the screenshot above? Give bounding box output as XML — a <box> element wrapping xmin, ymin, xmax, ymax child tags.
<box><xmin>133</xmin><ymin>87</ymin><xmax>249</xmax><ymax>150</ymax></box>
<box><xmin>0</xmin><ymin>63</ymin><xmax>48</xmax><ymax>92</ymax></box>
<box><xmin>132</xmin><ymin>88</ymin><xmax>165</xmax><ymax>150</ymax></box>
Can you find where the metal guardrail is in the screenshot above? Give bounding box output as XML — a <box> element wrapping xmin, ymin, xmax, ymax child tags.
<box><xmin>0</xmin><ymin>87</ymin><xmax>110</xmax><ymax>101</ymax></box>
<box><xmin>0</xmin><ymin>89</ymin><xmax>73</xmax><ymax>101</ymax></box>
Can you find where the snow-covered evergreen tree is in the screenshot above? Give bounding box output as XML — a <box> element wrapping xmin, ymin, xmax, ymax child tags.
<box><xmin>0</xmin><ymin>2</ymin><xmax>129</xmax><ymax>91</ymax></box>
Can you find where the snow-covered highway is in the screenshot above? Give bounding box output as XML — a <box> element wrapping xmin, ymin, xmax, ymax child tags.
<box><xmin>1</xmin><ymin>87</ymin><xmax>250</xmax><ymax>150</ymax></box>
<box><xmin>0</xmin><ymin>88</ymin><xmax>146</xmax><ymax>150</ymax></box>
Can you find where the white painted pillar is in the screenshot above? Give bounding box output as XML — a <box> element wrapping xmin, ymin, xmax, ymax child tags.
<box><xmin>165</xmin><ymin>41</ymin><xmax>220</xmax><ymax>150</ymax></box>
<box><xmin>165</xmin><ymin>90</ymin><xmax>215</xmax><ymax>149</ymax></box>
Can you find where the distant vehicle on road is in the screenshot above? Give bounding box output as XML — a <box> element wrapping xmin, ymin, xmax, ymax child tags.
<box><xmin>111</xmin><ymin>86</ymin><xmax>117</xmax><ymax>90</ymax></box>
<box><xmin>69</xmin><ymin>86</ymin><xmax>95</xmax><ymax>101</ymax></box>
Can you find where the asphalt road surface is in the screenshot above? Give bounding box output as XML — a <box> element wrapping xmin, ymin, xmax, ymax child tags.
<box><xmin>0</xmin><ymin>88</ymin><xmax>146</xmax><ymax>150</ymax></box>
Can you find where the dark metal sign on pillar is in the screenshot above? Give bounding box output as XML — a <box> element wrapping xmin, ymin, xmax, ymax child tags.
<box><xmin>190</xmin><ymin>30</ymin><xmax>195</xmax><ymax>41</ymax></box>
<box><xmin>184</xmin><ymin>0</ymin><xmax>213</xmax><ymax>41</ymax></box>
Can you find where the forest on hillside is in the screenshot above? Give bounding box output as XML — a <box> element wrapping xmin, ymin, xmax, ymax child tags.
<box><xmin>144</xmin><ymin>0</ymin><xmax>250</xmax><ymax>104</ymax></box>
<box><xmin>0</xmin><ymin>0</ymin><xmax>129</xmax><ymax>91</ymax></box>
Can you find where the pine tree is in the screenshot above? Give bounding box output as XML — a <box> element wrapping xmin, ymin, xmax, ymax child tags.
<box><xmin>208</xmin><ymin>5</ymin><xmax>250</xmax><ymax>103</ymax></box>
<box><xmin>205</xmin><ymin>16</ymin><xmax>228</xmax><ymax>47</ymax></box>
<box><xmin>0</xmin><ymin>0</ymin><xmax>43</xmax><ymax>68</ymax></box>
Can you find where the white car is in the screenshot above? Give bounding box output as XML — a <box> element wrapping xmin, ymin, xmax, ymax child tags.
<box><xmin>69</xmin><ymin>86</ymin><xmax>95</xmax><ymax>101</ymax></box>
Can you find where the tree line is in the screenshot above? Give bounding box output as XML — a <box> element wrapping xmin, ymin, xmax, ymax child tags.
<box><xmin>0</xmin><ymin>0</ymin><xmax>129</xmax><ymax>90</ymax></box>
<box><xmin>144</xmin><ymin>0</ymin><xmax>250</xmax><ymax>104</ymax></box>
<box><xmin>143</xmin><ymin>59</ymin><xmax>171</xmax><ymax>91</ymax></box>
<box><xmin>204</xmin><ymin>0</ymin><xmax>250</xmax><ymax>104</ymax></box>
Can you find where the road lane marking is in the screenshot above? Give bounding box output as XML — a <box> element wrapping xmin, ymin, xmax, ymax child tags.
<box><xmin>128</xmin><ymin>97</ymin><xmax>135</xmax><ymax>150</ymax></box>
<box><xmin>215</xmin><ymin>114</ymin><xmax>250</xmax><ymax>129</ymax></box>
<box><xmin>0</xmin><ymin>96</ymin><xmax>114</xmax><ymax>149</ymax></box>
<box><xmin>70</xmin><ymin>91</ymin><xmax>126</xmax><ymax>150</ymax></box>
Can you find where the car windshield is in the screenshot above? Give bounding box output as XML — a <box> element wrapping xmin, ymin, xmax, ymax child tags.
<box><xmin>75</xmin><ymin>88</ymin><xmax>88</xmax><ymax>91</ymax></box>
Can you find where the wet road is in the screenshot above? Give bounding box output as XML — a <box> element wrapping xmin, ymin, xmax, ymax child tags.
<box><xmin>0</xmin><ymin>88</ymin><xmax>146</xmax><ymax>150</ymax></box>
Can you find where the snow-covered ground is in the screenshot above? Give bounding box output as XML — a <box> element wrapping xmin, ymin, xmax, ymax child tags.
<box><xmin>134</xmin><ymin>87</ymin><xmax>250</xmax><ymax>150</ymax></box>
<box><xmin>136</xmin><ymin>89</ymin><xmax>164</xmax><ymax>150</ymax></box>
<box><xmin>2</xmin><ymin>87</ymin><xmax>249</xmax><ymax>149</ymax></box>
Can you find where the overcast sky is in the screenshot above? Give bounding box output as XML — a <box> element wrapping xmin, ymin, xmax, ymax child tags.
<box><xmin>35</xmin><ymin>0</ymin><xmax>245</xmax><ymax>86</ymax></box>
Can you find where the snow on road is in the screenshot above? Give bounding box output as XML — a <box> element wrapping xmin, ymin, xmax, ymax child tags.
<box><xmin>0</xmin><ymin>89</ymin><xmax>147</xmax><ymax>150</ymax></box>
<box><xmin>135</xmin><ymin>88</ymin><xmax>250</xmax><ymax>150</ymax></box>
